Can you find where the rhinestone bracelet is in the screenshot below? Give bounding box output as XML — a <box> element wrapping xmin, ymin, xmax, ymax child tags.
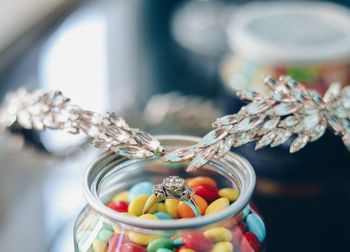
<box><xmin>1</xmin><ymin>76</ymin><xmax>349</xmax><ymax>172</ymax></box>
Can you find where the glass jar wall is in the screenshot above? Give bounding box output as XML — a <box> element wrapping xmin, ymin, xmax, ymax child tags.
<box><xmin>74</xmin><ymin>136</ymin><xmax>266</xmax><ymax>252</ymax></box>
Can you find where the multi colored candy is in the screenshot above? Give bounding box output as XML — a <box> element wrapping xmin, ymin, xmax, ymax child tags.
<box><xmin>77</xmin><ymin>176</ymin><xmax>265</xmax><ymax>252</ymax></box>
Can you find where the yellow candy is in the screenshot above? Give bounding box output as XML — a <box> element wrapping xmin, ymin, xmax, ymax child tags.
<box><xmin>128</xmin><ymin>214</ymin><xmax>159</xmax><ymax>245</ymax></box>
<box><xmin>210</xmin><ymin>241</ymin><xmax>233</xmax><ymax>252</ymax></box>
<box><xmin>205</xmin><ymin>198</ymin><xmax>230</xmax><ymax>216</ymax></box>
<box><xmin>128</xmin><ymin>195</ymin><xmax>157</xmax><ymax>216</ymax></box>
<box><xmin>179</xmin><ymin>249</ymin><xmax>196</xmax><ymax>252</ymax></box>
<box><xmin>156</xmin><ymin>203</ymin><xmax>167</xmax><ymax>213</ymax></box>
<box><xmin>204</xmin><ymin>227</ymin><xmax>233</xmax><ymax>242</ymax></box>
<box><xmin>148</xmin><ymin>204</ymin><xmax>159</xmax><ymax>214</ymax></box>
<box><xmin>218</xmin><ymin>188</ymin><xmax>239</xmax><ymax>202</ymax></box>
<box><xmin>139</xmin><ymin>214</ymin><xmax>158</xmax><ymax>220</ymax></box>
<box><xmin>112</xmin><ymin>191</ymin><xmax>129</xmax><ymax>202</ymax></box>
<box><xmin>165</xmin><ymin>199</ymin><xmax>179</xmax><ymax>218</ymax></box>
<box><xmin>113</xmin><ymin>226</ymin><xmax>121</xmax><ymax>234</ymax></box>
<box><xmin>92</xmin><ymin>240</ymin><xmax>107</xmax><ymax>252</ymax></box>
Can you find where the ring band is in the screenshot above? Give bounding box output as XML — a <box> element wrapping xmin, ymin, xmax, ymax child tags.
<box><xmin>143</xmin><ymin>176</ymin><xmax>200</xmax><ymax>217</ymax></box>
<box><xmin>183</xmin><ymin>199</ymin><xmax>200</xmax><ymax>217</ymax></box>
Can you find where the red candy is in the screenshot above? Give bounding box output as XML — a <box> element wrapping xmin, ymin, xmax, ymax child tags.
<box><xmin>193</xmin><ymin>184</ymin><xmax>219</xmax><ymax>203</ymax></box>
<box><xmin>108</xmin><ymin>200</ymin><xmax>129</xmax><ymax>212</ymax></box>
<box><xmin>240</xmin><ymin>232</ymin><xmax>261</xmax><ymax>252</ymax></box>
<box><xmin>108</xmin><ymin>234</ymin><xmax>129</xmax><ymax>252</ymax></box>
<box><xmin>183</xmin><ymin>233</ymin><xmax>214</xmax><ymax>251</ymax></box>
<box><xmin>231</xmin><ymin>222</ymin><xmax>247</xmax><ymax>246</ymax></box>
<box><xmin>120</xmin><ymin>243</ymin><xmax>146</xmax><ymax>252</ymax></box>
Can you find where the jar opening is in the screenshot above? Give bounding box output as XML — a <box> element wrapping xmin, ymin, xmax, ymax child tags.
<box><xmin>83</xmin><ymin>135</ymin><xmax>256</xmax><ymax>230</ymax></box>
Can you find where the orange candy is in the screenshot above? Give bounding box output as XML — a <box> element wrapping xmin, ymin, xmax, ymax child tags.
<box><xmin>186</xmin><ymin>176</ymin><xmax>217</xmax><ymax>188</ymax></box>
<box><xmin>177</xmin><ymin>195</ymin><xmax>208</xmax><ymax>218</ymax></box>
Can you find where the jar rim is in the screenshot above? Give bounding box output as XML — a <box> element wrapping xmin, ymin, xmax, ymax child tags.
<box><xmin>83</xmin><ymin>135</ymin><xmax>256</xmax><ymax>230</ymax></box>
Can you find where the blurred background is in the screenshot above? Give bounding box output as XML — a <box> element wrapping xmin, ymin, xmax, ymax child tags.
<box><xmin>1</xmin><ymin>0</ymin><xmax>350</xmax><ymax>251</ymax></box>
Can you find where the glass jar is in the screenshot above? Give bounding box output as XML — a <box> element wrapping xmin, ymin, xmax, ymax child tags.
<box><xmin>221</xmin><ymin>1</ymin><xmax>350</xmax><ymax>96</ymax></box>
<box><xmin>74</xmin><ymin>135</ymin><xmax>265</xmax><ymax>252</ymax></box>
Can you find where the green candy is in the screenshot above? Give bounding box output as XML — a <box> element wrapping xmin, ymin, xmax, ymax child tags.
<box><xmin>147</xmin><ymin>237</ymin><xmax>173</xmax><ymax>252</ymax></box>
<box><xmin>97</xmin><ymin>229</ymin><xmax>114</xmax><ymax>243</ymax></box>
<box><xmin>102</xmin><ymin>222</ymin><xmax>114</xmax><ymax>232</ymax></box>
<box><xmin>156</xmin><ymin>249</ymin><xmax>173</xmax><ymax>252</ymax></box>
<box><xmin>287</xmin><ymin>68</ymin><xmax>317</xmax><ymax>82</ymax></box>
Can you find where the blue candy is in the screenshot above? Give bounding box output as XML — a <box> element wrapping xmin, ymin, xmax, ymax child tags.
<box><xmin>172</xmin><ymin>237</ymin><xmax>184</xmax><ymax>247</ymax></box>
<box><xmin>154</xmin><ymin>212</ymin><xmax>173</xmax><ymax>220</ymax></box>
<box><xmin>128</xmin><ymin>181</ymin><xmax>155</xmax><ymax>202</ymax></box>
<box><xmin>242</xmin><ymin>205</ymin><xmax>250</xmax><ymax>220</ymax></box>
<box><xmin>246</xmin><ymin>213</ymin><xmax>266</xmax><ymax>242</ymax></box>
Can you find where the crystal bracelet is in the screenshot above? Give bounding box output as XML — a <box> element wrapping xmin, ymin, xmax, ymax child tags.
<box><xmin>1</xmin><ymin>76</ymin><xmax>349</xmax><ymax>172</ymax></box>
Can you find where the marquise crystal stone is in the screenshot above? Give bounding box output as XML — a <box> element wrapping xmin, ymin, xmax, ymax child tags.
<box><xmin>333</xmin><ymin>107</ymin><xmax>347</xmax><ymax>119</ymax></box>
<box><xmin>279</xmin><ymin>116</ymin><xmax>298</xmax><ymax>127</ymax></box>
<box><xmin>233</xmin><ymin>131</ymin><xmax>256</xmax><ymax>147</ymax></box>
<box><xmin>135</xmin><ymin>130</ymin><xmax>163</xmax><ymax>152</ymax></box>
<box><xmin>271</xmin><ymin>130</ymin><xmax>292</xmax><ymax>147</ymax></box>
<box><xmin>255</xmin><ymin>131</ymin><xmax>276</xmax><ymax>150</ymax></box>
<box><xmin>328</xmin><ymin>116</ymin><xmax>343</xmax><ymax>134</ymax></box>
<box><xmin>197</xmin><ymin>128</ymin><xmax>228</xmax><ymax>147</ymax></box>
<box><xmin>323</xmin><ymin>82</ymin><xmax>341</xmax><ymax>103</ymax></box>
<box><xmin>341</xmin><ymin>119</ymin><xmax>350</xmax><ymax>134</ymax></box>
<box><xmin>213</xmin><ymin>115</ymin><xmax>240</xmax><ymax>127</ymax></box>
<box><xmin>295</xmin><ymin>114</ymin><xmax>320</xmax><ymax>132</ymax></box>
<box><xmin>259</xmin><ymin>117</ymin><xmax>280</xmax><ymax>134</ymax></box>
<box><xmin>264</xmin><ymin>76</ymin><xmax>278</xmax><ymax>88</ymax></box>
<box><xmin>244</xmin><ymin>100</ymin><xmax>271</xmax><ymax>114</ymax></box>
<box><xmin>112</xmin><ymin>146</ymin><xmax>154</xmax><ymax>159</ymax></box>
<box><xmin>217</xmin><ymin>137</ymin><xmax>234</xmax><ymax>157</ymax></box>
<box><xmin>272</xmin><ymin>92</ymin><xmax>294</xmax><ymax>102</ymax></box>
<box><xmin>231</xmin><ymin>117</ymin><xmax>262</xmax><ymax>133</ymax></box>
<box><xmin>107</xmin><ymin>112</ymin><xmax>130</xmax><ymax>130</ymax></box>
<box><xmin>290</xmin><ymin>135</ymin><xmax>309</xmax><ymax>153</ymax></box>
<box><xmin>268</xmin><ymin>102</ymin><xmax>302</xmax><ymax>116</ymax></box>
<box><xmin>292</xmin><ymin>92</ymin><xmax>305</xmax><ymax>102</ymax></box>
<box><xmin>187</xmin><ymin>145</ymin><xmax>217</xmax><ymax>171</ymax></box>
<box><xmin>343</xmin><ymin>99</ymin><xmax>350</xmax><ymax>109</ymax></box>
<box><xmin>162</xmin><ymin>148</ymin><xmax>196</xmax><ymax>162</ymax></box>
<box><xmin>236</xmin><ymin>90</ymin><xmax>261</xmax><ymax>100</ymax></box>
<box><xmin>310</xmin><ymin>124</ymin><xmax>326</xmax><ymax>142</ymax></box>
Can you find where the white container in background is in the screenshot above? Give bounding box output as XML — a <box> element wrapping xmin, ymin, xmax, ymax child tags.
<box><xmin>222</xmin><ymin>1</ymin><xmax>350</xmax><ymax>94</ymax></box>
